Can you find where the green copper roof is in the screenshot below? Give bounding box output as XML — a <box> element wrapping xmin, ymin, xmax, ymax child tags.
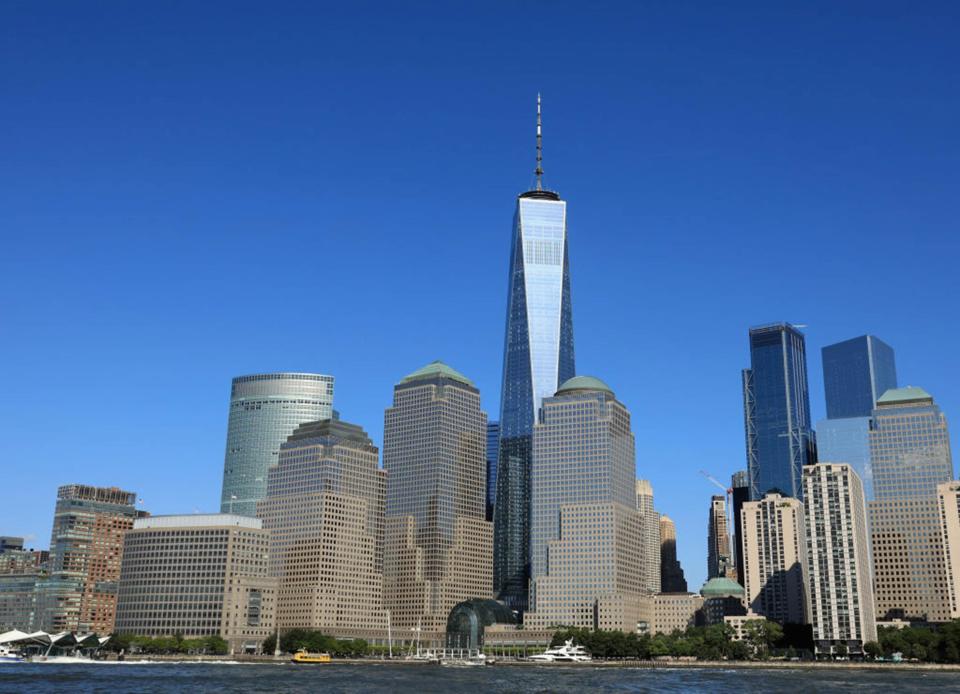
<box><xmin>400</xmin><ymin>360</ymin><xmax>475</xmax><ymax>387</ymax></box>
<box><xmin>700</xmin><ymin>577</ymin><xmax>745</xmax><ymax>598</ymax></box>
<box><xmin>556</xmin><ymin>375</ymin><xmax>614</xmax><ymax>396</ymax></box>
<box><xmin>877</xmin><ymin>386</ymin><xmax>933</xmax><ymax>405</ymax></box>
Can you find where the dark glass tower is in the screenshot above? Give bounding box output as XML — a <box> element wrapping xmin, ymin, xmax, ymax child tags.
<box><xmin>493</xmin><ymin>96</ymin><xmax>575</xmax><ymax>612</ymax></box>
<box><xmin>486</xmin><ymin>421</ymin><xmax>500</xmax><ymax>522</ymax></box>
<box><xmin>822</xmin><ymin>335</ymin><xmax>897</xmax><ymax>419</ymax></box>
<box><xmin>742</xmin><ymin>323</ymin><xmax>815</xmax><ymax>500</ymax></box>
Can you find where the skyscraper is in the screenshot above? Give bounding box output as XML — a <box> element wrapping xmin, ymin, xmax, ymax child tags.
<box><xmin>659</xmin><ymin>515</ymin><xmax>688</xmax><ymax>593</ymax></box>
<box><xmin>869</xmin><ymin>387</ymin><xmax>954</xmax><ymax>621</ymax></box>
<box><xmin>636</xmin><ymin>480</ymin><xmax>661</xmax><ymax>593</ymax></box>
<box><xmin>707</xmin><ymin>495</ymin><xmax>730</xmax><ymax>579</ymax></box>
<box><xmin>257</xmin><ymin>418</ymin><xmax>386</xmax><ymax>639</ymax></box>
<box><xmin>742</xmin><ymin>323</ymin><xmax>815</xmax><ymax>500</ymax></box>
<box><xmin>494</xmin><ymin>97</ymin><xmax>575</xmax><ymax>611</ymax></box>
<box><xmin>937</xmin><ymin>481</ymin><xmax>960</xmax><ymax>620</ymax></box>
<box><xmin>740</xmin><ymin>492</ymin><xmax>805</xmax><ymax>624</ymax></box>
<box><xmin>486</xmin><ymin>421</ymin><xmax>500</xmax><ymax>522</ymax></box>
<box><xmin>817</xmin><ymin>335</ymin><xmax>897</xmax><ymax>501</ymax></box>
<box><xmin>43</xmin><ymin>484</ymin><xmax>142</xmax><ymax>634</ymax></box>
<box><xmin>526</xmin><ymin>376</ymin><xmax>641</xmax><ymax>630</ymax></box>
<box><xmin>803</xmin><ymin>463</ymin><xmax>876</xmax><ymax>656</ymax></box>
<box><xmin>730</xmin><ymin>470</ymin><xmax>750</xmax><ymax>586</ymax></box>
<box><xmin>220</xmin><ymin>373</ymin><xmax>334</xmax><ymax>517</ymax></box>
<box><xmin>382</xmin><ymin>362</ymin><xmax>492</xmax><ymax>647</ymax></box>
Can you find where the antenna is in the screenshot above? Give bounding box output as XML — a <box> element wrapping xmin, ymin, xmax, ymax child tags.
<box><xmin>535</xmin><ymin>93</ymin><xmax>543</xmax><ymax>191</ymax></box>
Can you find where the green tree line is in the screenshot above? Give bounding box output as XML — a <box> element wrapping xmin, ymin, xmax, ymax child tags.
<box><xmin>105</xmin><ymin>633</ymin><xmax>229</xmax><ymax>655</ymax></box>
<box><xmin>262</xmin><ymin>629</ymin><xmax>374</xmax><ymax>657</ymax></box>
<box><xmin>867</xmin><ymin>622</ymin><xmax>960</xmax><ymax>663</ymax></box>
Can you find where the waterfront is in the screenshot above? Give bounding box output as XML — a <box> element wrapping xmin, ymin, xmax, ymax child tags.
<box><xmin>0</xmin><ymin>662</ymin><xmax>956</xmax><ymax>693</ymax></box>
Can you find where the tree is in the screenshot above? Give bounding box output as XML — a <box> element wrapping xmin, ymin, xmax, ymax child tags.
<box><xmin>834</xmin><ymin>642</ymin><xmax>848</xmax><ymax>658</ymax></box>
<box><xmin>743</xmin><ymin>619</ymin><xmax>783</xmax><ymax>659</ymax></box>
<box><xmin>863</xmin><ymin>641</ymin><xmax>882</xmax><ymax>660</ymax></box>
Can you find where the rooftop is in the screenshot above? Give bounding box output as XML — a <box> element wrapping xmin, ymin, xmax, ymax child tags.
<box><xmin>399</xmin><ymin>360</ymin><xmax>475</xmax><ymax>388</ymax></box>
<box><xmin>133</xmin><ymin>514</ymin><xmax>262</xmax><ymax>530</ymax></box>
<box><xmin>877</xmin><ymin>386</ymin><xmax>933</xmax><ymax>406</ymax></box>
<box><xmin>700</xmin><ymin>577</ymin><xmax>745</xmax><ymax>598</ymax></box>
<box><xmin>555</xmin><ymin>375</ymin><xmax>614</xmax><ymax>397</ymax></box>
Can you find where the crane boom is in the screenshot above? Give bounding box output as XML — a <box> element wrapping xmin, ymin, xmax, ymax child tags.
<box><xmin>698</xmin><ymin>469</ymin><xmax>730</xmax><ymax>494</ymax></box>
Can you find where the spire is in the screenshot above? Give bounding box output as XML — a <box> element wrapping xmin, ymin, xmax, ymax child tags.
<box><xmin>535</xmin><ymin>93</ymin><xmax>543</xmax><ymax>191</ymax></box>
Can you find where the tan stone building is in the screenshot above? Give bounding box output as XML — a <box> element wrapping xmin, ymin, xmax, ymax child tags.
<box><xmin>740</xmin><ymin>492</ymin><xmax>805</xmax><ymax>624</ymax></box>
<box><xmin>115</xmin><ymin>514</ymin><xmax>275</xmax><ymax>653</ymax></box>
<box><xmin>707</xmin><ymin>495</ymin><xmax>730</xmax><ymax>579</ymax></box>
<box><xmin>258</xmin><ymin>418</ymin><xmax>387</xmax><ymax>640</ymax></box>
<box><xmin>652</xmin><ymin>593</ymin><xmax>703</xmax><ymax>634</ymax></box>
<box><xmin>636</xmin><ymin>480</ymin><xmax>661</xmax><ymax>594</ymax></box>
<box><xmin>382</xmin><ymin>362</ymin><xmax>492</xmax><ymax>648</ymax></box>
<box><xmin>659</xmin><ymin>515</ymin><xmax>687</xmax><ymax>592</ymax></box>
<box><xmin>937</xmin><ymin>480</ymin><xmax>960</xmax><ymax>619</ymax></box>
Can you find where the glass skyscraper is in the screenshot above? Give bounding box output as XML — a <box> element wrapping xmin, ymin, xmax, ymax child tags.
<box><xmin>486</xmin><ymin>421</ymin><xmax>500</xmax><ymax>522</ymax></box>
<box><xmin>219</xmin><ymin>372</ymin><xmax>334</xmax><ymax>517</ymax></box>
<box><xmin>742</xmin><ymin>323</ymin><xmax>815</xmax><ymax>500</ymax></box>
<box><xmin>493</xmin><ymin>101</ymin><xmax>575</xmax><ymax>612</ymax></box>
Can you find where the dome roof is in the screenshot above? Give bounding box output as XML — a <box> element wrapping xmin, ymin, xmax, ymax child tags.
<box><xmin>400</xmin><ymin>361</ymin><xmax>475</xmax><ymax>387</ymax></box>
<box><xmin>700</xmin><ymin>577</ymin><xmax>745</xmax><ymax>598</ymax></box>
<box><xmin>556</xmin><ymin>375</ymin><xmax>614</xmax><ymax>397</ymax></box>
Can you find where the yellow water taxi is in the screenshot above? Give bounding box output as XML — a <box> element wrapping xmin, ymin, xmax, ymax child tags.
<box><xmin>292</xmin><ymin>650</ymin><xmax>332</xmax><ymax>663</ymax></box>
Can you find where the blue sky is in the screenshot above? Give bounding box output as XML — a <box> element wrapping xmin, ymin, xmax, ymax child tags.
<box><xmin>1</xmin><ymin>2</ymin><xmax>958</xmax><ymax>590</ymax></box>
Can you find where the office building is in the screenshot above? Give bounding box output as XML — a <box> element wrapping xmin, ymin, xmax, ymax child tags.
<box><xmin>740</xmin><ymin>493</ymin><xmax>805</xmax><ymax>624</ymax></box>
<box><xmin>803</xmin><ymin>463</ymin><xmax>876</xmax><ymax>655</ymax></box>
<box><xmin>636</xmin><ymin>480</ymin><xmax>661</xmax><ymax>593</ymax></box>
<box><xmin>652</xmin><ymin>592</ymin><xmax>703</xmax><ymax>634</ymax></box>
<box><xmin>382</xmin><ymin>362</ymin><xmax>492</xmax><ymax>647</ymax></box>
<box><xmin>659</xmin><ymin>515</ymin><xmax>688</xmax><ymax>593</ymax></box>
<box><xmin>525</xmin><ymin>376</ymin><xmax>642</xmax><ymax>631</ymax></box>
<box><xmin>486</xmin><ymin>421</ymin><xmax>500</xmax><ymax>522</ymax></box>
<box><xmin>219</xmin><ymin>373</ymin><xmax>334</xmax><ymax>517</ymax></box>
<box><xmin>42</xmin><ymin>484</ymin><xmax>142</xmax><ymax>634</ymax></box>
<box><xmin>869</xmin><ymin>387</ymin><xmax>953</xmax><ymax>621</ymax></box>
<box><xmin>938</xmin><ymin>481</ymin><xmax>960</xmax><ymax>619</ymax></box>
<box><xmin>700</xmin><ymin>577</ymin><xmax>746</xmax><ymax>625</ymax></box>
<box><xmin>494</xmin><ymin>97</ymin><xmax>576</xmax><ymax>611</ymax></box>
<box><xmin>731</xmin><ymin>470</ymin><xmax>750</xmax><ymax>585</ymax></box>
<box><xmin>742</xmin><ymin>323</ymin><xmax>815</xmax><ymax>500</ymax></box>
<box><xmin>0</xmin><ymin>574</ymin><xmax>43</xmax><ymax>631</ymax></box>
<box><xmin>707</xmin><ymin>495</ymin><xmax>730</xmax><ymax>579</ymax></box>
<box><xmin>257</xmin><ymin>418</ymin><xmax>387</xmax><ymax>640</ymax></box>
<box><xmin>115</xmin><ymin>514</ymin><xmax>276</xmax><ymax>654</ymax></box>
<box><xmin>816</xmin><ymin>418</ymin><xmax>875</xmax><ymax>502</ymax></box>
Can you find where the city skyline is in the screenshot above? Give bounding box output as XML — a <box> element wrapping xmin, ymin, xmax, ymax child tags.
<box><xmin>3</xmin><ymin>3</ymin><xmax>959</xmax><ymax>595</ymax></box>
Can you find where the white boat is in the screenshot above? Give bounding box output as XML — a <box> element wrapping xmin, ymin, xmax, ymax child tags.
<box><xmin>440</xmin><ymin>652</ymin><xmax>486</xmax><ymax>667</ymax></box>
<box><xmin>0</xmin><ymin>645</ymin><xmax>23</xmax><ymax>662</ymax></box>
<box><xmin>28</xmin><ymin>654</ymin><xmax>98</xmax><ymax>664</ymax></box>
<box><xmin>528</xmin><ymin>639</ymin><xmax>592</xmax><ymax>663</ymax></box>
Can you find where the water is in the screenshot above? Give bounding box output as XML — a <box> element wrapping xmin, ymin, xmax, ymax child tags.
<box><xmin>0</xmin><ymin>662</ymin><xmax>953</xmax><ymax>693</ymax></box>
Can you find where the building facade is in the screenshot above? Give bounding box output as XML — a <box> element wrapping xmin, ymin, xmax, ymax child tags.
<box><xmin>115</xmin><ymin>514</ymin><xmax>276</xmax><ymax>653</ymax></box>
<box><xmin>707</xmin><ymin>495</ymin><xmax>730</xmax><ymax>579</ymax></box>
<box><xmin>43</xmin><ymin>484</ymin><xmax>142</xmax><ymax>634</ymax></box>
<box><xmin>486</xmin><ymin>421</ymin><xmax>500</xmax><ymax>522</ymax></box>
<box><xmin>659</xmin><ymin>515</ymin><xmax>688</xmax><ymax>593</ymax></box>
<box><xmin>731</xmin><ymin>470</ymin><xmax>750</xmax><ymax>585</ymax></box>
<box><xmin>257</xmin><ymin>418</ymin><xmax>387</xmax><ymax>640</ymax></box>
<box><xmin>937</xmin><ymin>481</ymin><xmax>960</xmax><ymax>619</ymax></box>
<box><xmin>740</xmin><ymin>493</ymin><xmax>805</xmax><ymax>624</ymax></box>
<box><xmin>652</xmin><ymin>592</ymin><xmax>703</xmax><ymax>634</ymax></box>
<box><xmin>742</xmin><ymin>323</ymin><xmax>815</xmax><ymax>500</ymax></box>
<box><xmin>869</xmin><ymin>387</ymin><xmax>953</xmax><ymax>622</ymax></box>
<box><xmin>382</xmin><ymin>362</ymin><xmax>493</xmax><ymax>647</ymax></box>
<box><xmin>219</xmin><ymin>373</ymin><xmax>334</xmax><ymax>517</ymax></box>
<box><xmin>494</xmin><ymin>105</ymin><xmax>576</xmax><ymax>611</ymax></box>
<box><xmin>636</xmin><ymin>480</ymin><xmax>661</xmax><ymax>593</ymax></box>
<box><xmin>803</xmin><ymin>463</ymin><xmax>876</xmax><ymax>655</ymax></box>
<box><xmin>526</xmin><ymin>376</ymin><xmax>642</xmax><ymax>630</ymax></box>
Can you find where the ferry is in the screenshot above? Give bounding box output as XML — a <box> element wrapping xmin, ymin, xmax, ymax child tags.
<box><xmin>0</xmin><ymin>645</ymin><xmax>23</xmax><ymax>663</ymax></box>
<box><xmin>527</xmin><ymin>639</ymin><xmax>592</xmax><ymax>663</ymax></box>
<box><xmin>292</xmin><ymin>649</ymin><xmax>332</xmax><ymax>664</ymax></box>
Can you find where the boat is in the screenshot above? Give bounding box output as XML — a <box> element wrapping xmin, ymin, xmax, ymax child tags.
<box><xmin>527</xmin><ymin>639</ymin><xmax>592</xmax><ymax>663</ymax></box>
<box><xmin>291</xmin><ymin>650</ymin><xmax>332</xmax><ymax>664</ymax></box>
<box><xmin>440</xmin><ymin>652</ymin><xmax>486</xmax><ymax>667</ymax></box>
<box><xmin>0</xmin><ymin>645</ymin><xmax>23</xmax><ymax>663</ymax></box>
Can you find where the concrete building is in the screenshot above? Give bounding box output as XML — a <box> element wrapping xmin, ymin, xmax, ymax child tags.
<box><xmin>652</xmin><ymin>593</ymin><xmax>703</xmax><ymax>634</ymax></box>
<box><xmin>220</xmin><ymin>373</ymin><xmax>334</xmax><ymax>517</ymax></box>
<box><xmin>114</xmin><ymin>514</ymin><xmax>276</xmax><ymax>653</ymax></box>
<box><xmin>937</xmin><ymin>481</ymin><xmax>960</xmax><ymax>619</ymax></box>
<box><xmin>659</xmin><ymin>515</ymin><xmax>688</xmax><ymax>593</ymax></box>
<box><xmin>740</xmin><ymin>493</ymin><xmax>805</xmax><ymax>624</ymax></box>
<box><xmin>257</xmin><ymin>418</ymin><xmax>387</xmax><ymax>640</ymax></box>
<box><xmin>636</xmin><ymin>480</ymin><xmax>661</xmax><ymax>593</ymax></box>
<box><xmin>43</xmin><ymin>484</ymin><xmax>142</xmax><ymax>634</ymax></box>
<box><xmin>382</xmin><ymin>362</ymin><xmax>493</xmax><ymax>648</ymax></box>
<box><xmin>803</xmin><ymin>463</ymin><xmax>876</xmax><ymax>656</ymax></box>
<box><xmin>526</xmin><ymin>376</ymin><xmax>644</xmax><ymax>631</ymax></box>
<box><xmin>707</xmin><ymin>495</ymin><xmax>731</xmax><ymax>579</ymax></box>
<box><xmin>869</xmin><ymin>387</ymin><xmax>953</xmax><ymax>622</ymax></box>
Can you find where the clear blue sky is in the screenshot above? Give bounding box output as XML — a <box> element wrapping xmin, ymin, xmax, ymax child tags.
<box><xmin>2</xmin><ymin>2</ymin><xmax>958</xmax><ymax>591</ymax></box>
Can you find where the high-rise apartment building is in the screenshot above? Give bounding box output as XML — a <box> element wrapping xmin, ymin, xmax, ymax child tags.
<box><xmin>115</xmin><ymin>514</ymin><xmax>276</xmax><ymax>654</ymax></box>
<box><xmin>526</xmin><ymin>376</ymin><xmax>642</xmax><ymax>631</ymax></box>
<box><xmin>869</xmin><ymin>387</ymin><xmax>953</xmax><ymax>622</ymax></box>
<box><xmin>659</xmin><ymin>515</ymin><xmax>688</xmax><ymax>593</ymax></box>
<box><xmin>636</xmin><ymin>480</ymin><xmax>661</xmax><ymax>593</ymax></box>
<box><xmin>817</xmin><ymin>335</ymin><xmax>897</xmax><ymax>501</ymax></box>
<box><xmin>937</xmin><ymin>481</ymin><xmax>960</xmax><ymax>619</ymax></box>
<box><xmin>731</xmin><ymin>470</ymin><xmax>750</xmax><ymax>585</ymax></box>
<box><xmin>740</xmin><ymin>493</ymin><xmax>805</xmax><ymax>624</ymax></box>
<box><xmin>742</xmin><ymin>323</ymin><xmax>815</xmax><ymax>500</ymax></box>
<box><xmin>257</xmin><ymin>418</ymin><xmax>386</xmax><ymax>640</ymax></box>
<box><xmin>707</xmin><ymin>495</ymin><xmax>730</xmax><ymax>579</ymax></box>
<box><xmin>42</xmin><ymin>484</ymin><xmax>142</xmax><ymax>633</ymax></box>
<box><xmin>803</xmin><ymin>463</ymin><xmax>876</xmax><ymax>656</ymax></box>
<box><xmin>486</xmin><ymin>421</ymin><xmax>500</xmax><ymax>522</ymax></box>
<box><xmin>382</xmin><ymin>362</ymin><xmax>492</xmax><ymax>647</ymax></box>
<box><xmin>494</xmin><ymin>97</ymin><xmax>575</xmax><ymax>612</ymax></box>
<box><xmin>220</xmin><ymin>373</ymin><xmax>334</xmax><ymax>517</ymax></box>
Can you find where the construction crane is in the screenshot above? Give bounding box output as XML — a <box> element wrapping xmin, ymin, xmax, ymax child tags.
<box><xmin>699</xmin><ymin>470</ymin><xmax>732</xmax><ymax>499</ymax></box>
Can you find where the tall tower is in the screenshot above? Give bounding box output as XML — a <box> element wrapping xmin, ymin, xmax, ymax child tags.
<box><xmin>742</xmin><ymin>323</ymin><xmax>815</xmax><ymax>500</ymax></box>
<box><xmin>707</xmin><ymin>495</ymin><xmax>730</xmax><ymax>579</ymax></box>
<box><xmin>494</xmin><ymin>96</ymin><xmax>575</xmax><ymax>611</ymax></box>
<box><xmin>636</xmin><ymin>480</ymin><xmax>662</xmax><ymax>593</ymax></box>
<box><xmin>220</xmin><ymin>373</ymin><xmax>334</xmax><ymax>517</ymax></box>
<box><xmin>659</xmin><ymin>515</ymin><xmax>688</xmax><ymax>593</ymax></box>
